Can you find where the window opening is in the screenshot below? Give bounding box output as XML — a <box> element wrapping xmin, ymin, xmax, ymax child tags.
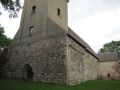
<box><xmin>57</xmin><ymin>8</ymin><xmax>61</xmax><ymax>17</ymax></box>
<box><xmin>31</xmin><ymin>6</ymin><xmax>36</xmax><ymax>14</ymax></box>
<box><xmin>29</xmin><ymin>26</ymin><xmax>34</xmax><ymax>36</ymax></box>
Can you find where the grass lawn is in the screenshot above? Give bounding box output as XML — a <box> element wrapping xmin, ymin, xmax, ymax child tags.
<box><xmin>0</xmin><ymin>79</ymin><xmax>120</xmax><ymax>90</ymax></box>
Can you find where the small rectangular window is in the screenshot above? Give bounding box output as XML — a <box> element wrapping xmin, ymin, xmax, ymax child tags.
<box><xmin>29</xmin><ymin>26</ymin><xmax>34</xmax><ymax>36</ymax></box>
<box><xmin>31</xmin><ymin>6</ymin><xmax>36</xmax><ymax>14</ymax></box>
<box><xmin>29</xmin><ymin>26</ymin><xmax>34</xmax><ymax>33</ymax></box>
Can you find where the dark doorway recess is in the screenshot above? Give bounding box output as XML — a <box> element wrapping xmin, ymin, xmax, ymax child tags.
<box><xmin>23</xmin><ymin>64</ymin><xmax>34</xmax><ymax>80</ymax></box>
<box><xmin>107</xmin><ymin>74</ymin><xmax>111</xmax><ymax>78</ymax></box>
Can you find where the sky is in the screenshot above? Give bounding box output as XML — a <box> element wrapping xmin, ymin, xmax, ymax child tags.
<box><xmin>0</xmin><ymin>0</ymin><xmax>120</xmax><ymax>53</ymax></box>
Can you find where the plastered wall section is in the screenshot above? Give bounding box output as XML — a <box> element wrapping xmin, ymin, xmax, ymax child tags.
<box><xmin>98</xmin><ymin>61</ymin><xmax>120</xmax><ymax>80</ymax></box>
<box><xmin>48</xmin><ymin>0</ymin><xmax>68</xmax><ymax>31</ymax></box>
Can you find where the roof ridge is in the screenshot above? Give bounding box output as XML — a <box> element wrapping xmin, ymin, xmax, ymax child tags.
<box><xmin>68</xmin><ymin>27</ymin><xmax>99</xmax><ymax>60</ymax></box>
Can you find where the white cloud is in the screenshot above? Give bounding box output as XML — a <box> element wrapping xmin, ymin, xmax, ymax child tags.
<box><xmin>68</xmin><ymin>0</ymin><xmax>120</xmax><ymax>22</ymax></box>
<box><xmin>69</xmin><ymin>9</ymin><xmax>120</xmax><ymax>52</ymax></box>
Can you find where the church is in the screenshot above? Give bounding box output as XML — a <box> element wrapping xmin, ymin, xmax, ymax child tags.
<box><xmin>2</xmin><ymin>0</ymin><xmax>120</xmax><ymax>85</ymax></box>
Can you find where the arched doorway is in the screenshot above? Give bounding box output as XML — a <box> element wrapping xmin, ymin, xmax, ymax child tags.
<box><xmin>23</xmin><ymin>64</ymin><xmax>34</xmax><ymax>80</ymax></box>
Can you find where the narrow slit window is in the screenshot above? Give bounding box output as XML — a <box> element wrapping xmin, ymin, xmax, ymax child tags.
<box><xmin>57</xmin><ymin>8</ymin><xmax>61</xmax><ymax>17</ymax></box>
<box><xmin>31</xmin><ymin>6</ymin><xmax>36</xmax><ymax>14</ymax></box>
<box><xmin>29</xmin><ymin>26</ymin><xmax>34</xmax><ymax>36</ymax></box>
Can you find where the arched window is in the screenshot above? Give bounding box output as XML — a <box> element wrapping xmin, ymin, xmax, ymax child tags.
<box><xmin>31</xmin><ymin>6</ymin><xmax>36</xmax><ymax>14</ymax></box>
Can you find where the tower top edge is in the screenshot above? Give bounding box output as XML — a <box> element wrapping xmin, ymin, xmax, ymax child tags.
<box><xmin>66</xmin><ymin>0</ymin><xmax>69</xmax><ymax>2</ymax></box>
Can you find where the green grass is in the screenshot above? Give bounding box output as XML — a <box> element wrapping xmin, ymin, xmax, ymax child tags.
<box><xmin>0</xmin><ymin>79</ymin><xmax>120</xmax><ymax>90</ymax></box>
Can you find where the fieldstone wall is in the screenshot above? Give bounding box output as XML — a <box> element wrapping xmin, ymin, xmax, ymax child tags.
<box><xmin>98</xmin><ymin>61</ymin><xmax>120</xmax><ymax>80</ymax></box>
<box><xmin>3</xmin><ymin>19</ymin><xmax>68</xmax><ymax>84</ymax></box>
<box><xmin>66</xmin><ymin>36</ymin><xmax>98</xmax><ymax>85</ymax></box>
<box><xmin>1</xmin><ymin>0</ymin><xmax>100</xmax><ymax>85</ymax></box>
<box><xmin>84</xmin><ymin>52</ymin><xmax>98</xmax><ymax>81</ymax></box>
<box><xmin>66</xmin><ymin>37</ymin><xmax>85</xmax><ymax>85</ymax></box>
<box><xmin>2</xmin><ymin>19</ymin><xmax>99</xmax><ymax>85</ymax></box>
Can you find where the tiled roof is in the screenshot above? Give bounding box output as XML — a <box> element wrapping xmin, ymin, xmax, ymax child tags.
<box><xmin>97</xmin><ymin>52</ymin><xmax>118</xmax><ymax>62</ymax></box>
<box><xmin>68</xmin><ymin>28</ymin><xmax>99</xmax><ymax>60</ymax></box>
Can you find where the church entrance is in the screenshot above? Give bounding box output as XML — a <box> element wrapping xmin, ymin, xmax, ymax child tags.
<box><xmin>23</xmin><ymin>64</ymin><xmax>34</xmax><ymax>80</ymax></box>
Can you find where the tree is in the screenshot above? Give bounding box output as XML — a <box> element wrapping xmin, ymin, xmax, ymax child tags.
<box><xmin>0</xmin><ymin>25</ymin><xmax>12</xmax><ymax>48</ymax></box>
<box><xmin>0</xmin><ymin>25</ymin><xmax>12</xmax><ymax>74</ymax></box>
<box><xmin>0</xmin><ymin>0</ymin><xmax>21</xmax><ymax>18</ymax></box>
<box><xmin>99</xmin><ymin>41</ymin><xmax>120</xmax><ymax>58</ymax></box>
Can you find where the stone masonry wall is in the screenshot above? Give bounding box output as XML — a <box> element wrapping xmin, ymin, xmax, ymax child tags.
<box><xmin>84</xmin><ymin>52</ymin><xmax>98</xmax><ymax>81</ymax></box>
<box><xmin>2</xmin><ymin>0</ymin><xmax>100</xmax><ymax>85</ymax></box>
<box><xmin>66</xmin><ymin>36</ymin><xmax>85</xmax><ymax>85</ymax></box>
<box><xmin>66</xmin><ymin>36</ymin><xmax>98</xmax><ymax>85</ymax></box>
<box><xmin>3</xmin><ymin>19</ymin><xmax>68</xmax><ymax>84</ymax></box>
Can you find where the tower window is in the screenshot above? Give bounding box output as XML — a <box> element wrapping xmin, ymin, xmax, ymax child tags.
<box><xmin>57</xmin><ymin>8</ymin><xmax>61</xmax><ymax>17</ymax></box>
<box><xmin>29</xmin><ymin>26</ymin><xmax>34</xmax><ymax>36</ymax></box>
<box><xmin>31</xmin><ymin>6</ymin><xmax>36</xmax><ymax>14</ymax></box>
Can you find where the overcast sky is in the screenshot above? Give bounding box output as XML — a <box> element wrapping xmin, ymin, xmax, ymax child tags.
<box><xmin>0</xmin><ymin>0</ymin><xmax>120</xmax><ymax>53</ymax></box>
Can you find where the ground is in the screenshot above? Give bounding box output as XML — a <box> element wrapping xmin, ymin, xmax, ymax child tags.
<box><xmin>0</xmin><ymin>79</ymin><xmax>120</xmax><ymax>90</ymax></box>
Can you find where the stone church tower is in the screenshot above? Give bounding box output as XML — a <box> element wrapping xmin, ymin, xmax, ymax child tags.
<box><xmin>4</xmin><ymin>0</ymin><xmax>70</xmax><ymax>84</ymax></box>
<box><xmin>3</xmin><ymin>0</ymin><xmax>99</xmax><ymax>85</ymax></box>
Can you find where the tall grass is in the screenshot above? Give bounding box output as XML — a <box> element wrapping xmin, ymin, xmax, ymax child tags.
<box><xmin>0</xmin><ymin>79</ymin><xmax>120</xmax><ymax>90</ymax></box>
